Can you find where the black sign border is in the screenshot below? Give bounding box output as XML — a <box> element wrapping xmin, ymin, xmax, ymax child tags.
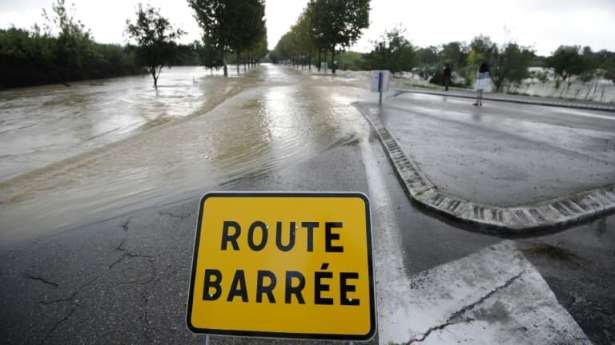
<box><xmin>186</xmin><ymin>192</ymin><xmax>376</xmax><ymax>341</ymax></box>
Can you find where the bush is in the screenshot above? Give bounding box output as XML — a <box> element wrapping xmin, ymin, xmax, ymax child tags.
<box><xmin>0</xmin><ymin>27</ymin><xmax>142</xmax><ymax>88</ymax></box>
<box><xmin>337</xmin><ymin>51</ymin><xmax>364</xmax><ymax>70</ymax></box>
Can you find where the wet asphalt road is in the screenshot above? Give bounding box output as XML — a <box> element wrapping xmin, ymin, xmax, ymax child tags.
<box><xmin>381</xmin><ymin>92</ymin><xmax>615</xmax><ymax>206</ymax></box>
<box><xmin>1</xmin><ymin>65</ymin><xmax>614</xmax><ymax>344</ymax></box>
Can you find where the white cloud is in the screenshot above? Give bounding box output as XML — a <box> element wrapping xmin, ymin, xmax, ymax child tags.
<box><xmin>0</xmin><ymin>0</ymin><xmax>614</xmax><ymax>55</ymax></box>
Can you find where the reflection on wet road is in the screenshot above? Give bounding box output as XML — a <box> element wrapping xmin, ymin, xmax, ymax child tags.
<box><xmin>0</xmin><ymin>67</ymin><xmax>246</xmax><ymax>182</ymax></box>
<box><xmin>0</xmin><ymin>64</ymin><xmax>370</xmax><ymax>243</ymax></box>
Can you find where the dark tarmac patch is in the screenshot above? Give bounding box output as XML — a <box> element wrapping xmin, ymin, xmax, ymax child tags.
<box><xmin>522</xmin><ymin>243</ymin><xmax>581</xmax><ymax>265</ymax></box>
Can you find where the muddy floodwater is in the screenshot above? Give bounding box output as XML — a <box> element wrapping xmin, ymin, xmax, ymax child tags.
<box><xmin>0</xmin><ymin>65</ymin><xmax>372</xmax><ymax>244</ymax></box>
<box><xmin>0</xmin><ymin>67</ymin><xmax>243</xmax><ymax>181</ymax></box>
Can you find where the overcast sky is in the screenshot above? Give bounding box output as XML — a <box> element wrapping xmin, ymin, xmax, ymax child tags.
<box><xmin>1</xmin><ymin>0</ymin><xmax>614</xmax><ymax>56</ymax></box>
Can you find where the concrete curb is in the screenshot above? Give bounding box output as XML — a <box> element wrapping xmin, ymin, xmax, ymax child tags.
<box><xmin>355</xmin><ymin>102</ymin><xmax>615</xmax><ymax>234</ymax></box>
<box><xmin>393</xmin><ymin>89</ymin><xmax>615</xmax><ymax>113</ymax></box>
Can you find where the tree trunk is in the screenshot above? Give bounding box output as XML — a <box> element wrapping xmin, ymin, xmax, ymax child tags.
<box><xmin>324</xmin><ymin>51</ymin><xmax>328</xmax><ymax>72</ymax></box>
<box><xmin>331</xmin><ymin>48</ymin><xmax>336</xmax><ymax>74</ymax></box>
<box><xmin>151</xmin><ymin>67</ymin><xmax>158</xmax><ymax>89</ymax></box>
<box><xmin>308</xmin><ymin>54</ymin><xmax>312</xmax><ymax>71</ymax></box>
<box><xmin>317</xmin><ymin>50</ymin><xmax>321</xmax><ymax>72</ymax></box>
<box><xmin>222</xmin><ymin>50</ymin><xmax>228</xmax><ymax>77</ymax></box>
<box><xmin>236</xmin><ymin>51</ymin><xmax>240</xmax><ymax>75</ymax></box>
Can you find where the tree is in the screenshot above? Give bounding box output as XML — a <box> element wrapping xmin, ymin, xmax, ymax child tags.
<box><xmin>293</xmin><ymin>11</ymin><xmax>317</xmax><ymax>70</ymax></box>
<box><xmin>546</xmin><ymin>46</ymin><xmax>590</xmax><ymax>81</ymax></box>
<box><xmin>270</xmin><ymin>12</ymin><xmax>314</xmax><ymax>69</ymax></box>
<box><xmin>416</xmin><ymin>46</ymin><xmax>438</xmax><ymax>66</ymax></box>
<box><xmin>308</xmin><ymin>0</ymin><xmax>370</xmax><ymax>74</ymax></box>
<box><xmin>602</xmin><ymin>54</ymin><xmax>615</xmax><ymax>84</ymax></box>
<box><xmin>235</xmin><ymin>0</ymin><xmax>266</xmax><ymax>72</ymax></box>
<box><xmin>199</xmin><ymin>37</ymin><xmax>223</xmax><ymax>71</ymax></box>
<box><xmin>189</xmin><ymin>0</ymin><xmax>266</xmax><ymax>77</ymax></box>
<box><xmin>363</xmin><ymin>28</ymin><xmax>415</xmax><ymax>73</ymax></box>
<box><xmin>463</xmin><ymin>35</ymin><xmax>498</xmax><ymax>86</ymax></box>
<box><xmin>126</xmin><ymin>4</ymin><xmax>184</xmax><ymax>88</ymax></box>
<box><xmin>490</xmin><ymin>43</ymin><xmax>533</xmax><ymax>92</ymax></box>
<box><xmin>42</xmin><ymin>0</ymin><xmax>94</xmax><ymax>82</ymax></box>
<box><xmin>188</xmin><ymin>0</ymin><xmax>228</xmax><ymax>76</ymax></box>
<box><xmin>439</xmin><ymin>42</ymin><xmax>467</xmax><ymax>69</ymax></box>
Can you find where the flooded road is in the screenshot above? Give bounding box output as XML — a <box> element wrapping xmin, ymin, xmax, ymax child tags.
<box><xmin>0</xmin><ymin>64</ymin><xmax>371</xmax><ymax>243</ymax></box>
<box><xmin>1</xmin><ymin>64</ymin><xmax>613</xmax><ymax>345</ymax></box>
<box><xmin>0</xmin><ymin>67</ymin><xmax>247</xmax><ymax>182</ymax></box>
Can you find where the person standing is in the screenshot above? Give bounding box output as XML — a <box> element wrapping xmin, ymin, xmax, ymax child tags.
<box><xmin>474</xmin><ymin>62</ymin><xmax>490</xmax><ymax>106</ymax></box>
<box><xmin>443</xmin><ymin>64</ymin><xmax>452</xmax><ymax>92</ymax></box>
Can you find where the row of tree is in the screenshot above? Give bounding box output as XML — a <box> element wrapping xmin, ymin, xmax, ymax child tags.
<box><xmin>187</xmin><ymin>0</ymin><xmax>268</xmax><ymax>77</ymax></box>
<box><xmin>270</xmin><ymin>0</ymin><xmax>370</xmax><ymax>74</ymax></box>
<box><xmin>1</xmin><ymin>0</ymin><xmax>270</xmax><ymax>89</ymax></box>
<box><xmin>272</xmin><ymin>18</ymin><xmax>615</xmax><ymax>92</ymax></box>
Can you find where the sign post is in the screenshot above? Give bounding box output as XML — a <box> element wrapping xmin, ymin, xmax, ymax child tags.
<box><xmin>370</xmin><ymin>70</ymin><xmax>390</xmax><ymax>105</ymax></box>
<box><xmin>187</xmin><ymin>192</ymin><xmax>375</xmax><ymax>342</ymax></box>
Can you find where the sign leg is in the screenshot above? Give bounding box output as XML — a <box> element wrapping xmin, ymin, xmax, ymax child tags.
<box><xmin>378</xmin><ymin>72</ymin><xmax>383</xmax><ymax>105</ymax></box>
<box><xmin>203</xmin><ymin>335</ymin><xmax>209</xmax><ymax>345</ymax></box>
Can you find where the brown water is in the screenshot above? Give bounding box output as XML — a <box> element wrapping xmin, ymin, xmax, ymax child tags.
<box><xmin>0</xmin><ymin>64</ymin><xmax>372</xmax><ymax>243</ymax></box>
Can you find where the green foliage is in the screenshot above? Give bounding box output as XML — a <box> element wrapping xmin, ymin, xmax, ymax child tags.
<box><xmin>439</xmin><ymin>42</ymin><xmax>467</xmax><ymax>69</ymax></box>
<box><xmin>461</xmin><ymin>36</ymin><xmax>535</xmax><ymax>90</ymax></box>
<box><xmin>336</xmin><ymin>51</ymin><xmax>364</xmax><ymax>70</ymax></box>
<box><xmin>0</xmin><ymin>0</ymin><xmax>141</xmax><ymax>89</ymax></box>
<box><xmin>363</xmin><ymin>28</ymin><xmax>415</xmax><ymax>73</ymax></box>
<box><xmin>271</xmin><ymin>0</ymin><xmax>370</xmax><ymax>73</ymax></box>
<box><xmin>586</xmin><ymin>48</ymin><xmax>615</xmax><ymax>84</ymax></box>
<box><xmin>308</xmin><ymin>0</ymin><xmax>370</xmax><ymax>73</ymax></box>
<box><xmin>468</xmin><ymin>35</ymin><xmax>497</xmax><ymax>64</ymax></box>
<box><xmin>188</xmin><ymin>0</ymin><xmax>267</xmax><ymax>76</ymax></box>
<box><xmin>415</xmin><ymin>46</ymin><xmax>438</xmax><ymax>66</ymax></box>
<box><xmin>126</xmin><ymin>4</ymin><xmax>184</xmax><ymax>88</ymax></box>
<box><xmin>530</xmin><ymin>70</ymin><xmax>549</xmax><ymax>84</ymax></box>
<box><xmin>546</xmin><ymin>46</ymin><xmax>590</xmax><ymax>81</ymax></box>
<box><xmin>490</xmin><ymin>43</ymin><xmax>534</xmax><ymax>91</ymax></box>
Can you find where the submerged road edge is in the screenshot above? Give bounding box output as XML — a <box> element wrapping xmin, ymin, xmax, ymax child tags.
<box><xmin>392</xmin><ymin>89</ymin><xmax>615</xmax><ymax>113</ymax></box>
<box><xmin>354</xmin><ymin>102</ymin><xmax>615</xmax><ymax>234</ymax></box>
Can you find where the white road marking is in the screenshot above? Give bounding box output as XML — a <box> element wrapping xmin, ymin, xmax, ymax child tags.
<box><xmin>401</xmin><ymin>241</ymin><xmax>591</xmax><ymax>345</ymax></box>
<box><xmin>359</xmin><ymin>134</ymin><xmax>592</xmax><ymax>344</ymax></box>
<box><xmin>359</xmin><ymin>130</ymin><xmax>412</xmax><ymax>343</ymax></box>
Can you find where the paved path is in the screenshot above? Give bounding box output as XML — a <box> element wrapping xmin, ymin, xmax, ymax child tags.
<box><xmin>356</xmin><ymin>95</ymin><xmax>615</xmax><ymax>232</ymax></box>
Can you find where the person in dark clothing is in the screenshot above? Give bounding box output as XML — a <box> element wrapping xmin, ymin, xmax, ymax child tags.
<box><xmin>443</xmin><ymin>64</ymin><xmax>452</xmax><ymax>92</ymax></box>
<box><xmin>474</xmin><ymin>62</ymin><xmax>490</xmax><ymax>106</ymax></box>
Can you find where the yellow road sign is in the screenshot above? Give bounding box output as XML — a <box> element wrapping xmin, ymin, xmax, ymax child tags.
<box><xmin>187</xmin><ymin>192</ymin><xmax>375</xmax><ymax>341</ymax></box>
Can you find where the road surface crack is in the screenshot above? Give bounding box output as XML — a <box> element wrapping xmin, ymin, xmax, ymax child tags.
<box><xmin>407</xmin><ymin>271</ymin><xmax>524</xmax><ymax>344</ymax></box>
<box><xmin>116</xmin><ymin>238</ymin><xmax>127</xmax><ymax>251</ymax></box>
<box><xmin>38</xmin><ymin>306</ymin><xmax>77</xmax><ymax>345</ymax></box>
<box><xmin>109</xmin><ymin>252</ymin><xmax>147</xmax><ymax>269</ymax></box>
<box><xmin>39</xmin><ymin>276</ymin><xmax>98</xmax><ymax>305</ymax></box>
<box><xmin>121</xmin><ymin>217</ymin><xmax>131</xmax><ymax>232</ymax></box>
<box><xmin>407</xmin><ymin>318</ymin><xmax>475</xmax><ymax>344</ymax></box>
<box><xmin>37</xmin><ymin>276</ymin><xmax>100</xmax><ymax>343</ymax></box>
<box><xmin>23</xmin><ymin>273</ymin><xmax>59</xmax><ymax>288</ymax></box>
<box><xmin>134</xmin><ymin>257</ymin><xmax>159</xmax><ymax>343</ymax></box>
<box><xmin>158</xmin><ymin>210</ymin><xmax>191</xmax><ymax>221</ymax></box>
